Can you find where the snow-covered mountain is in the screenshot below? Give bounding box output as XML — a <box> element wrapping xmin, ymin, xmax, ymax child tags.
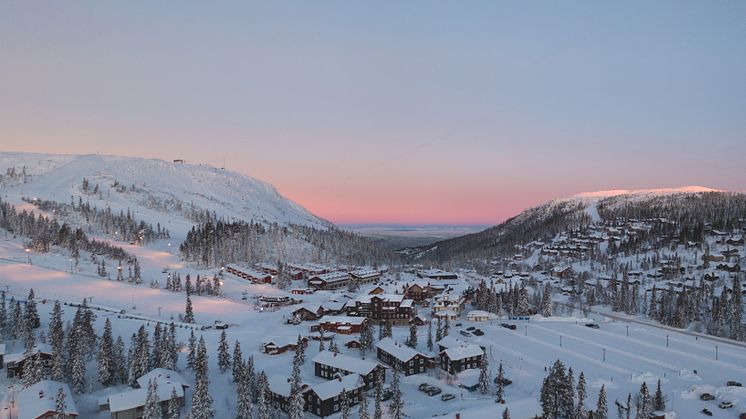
<box><xmin>409</xmin><ymin>186</ymin><xmax>743</xmax><ymax>262</ymax></box>
<box><xmin>0</xmin><ymin>152</ymin><xmax>329</xmax><ymax>236</ymax></box>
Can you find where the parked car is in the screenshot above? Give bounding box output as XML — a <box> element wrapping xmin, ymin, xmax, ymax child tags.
<box><xmin>494</xmin><ymin>377</ymin><xmax>513</xmax><ymax>386</ymax></box>
<box><xmin>418</xmin><ymin>383</ymin><xmax>431</xmax><ymax>392</ymax></box>
<box><xmin>500</xmin><ymin>323</ymin><xmax>517</xmax><ymax>330</ymax></box>
<box><xmin>719</xmin><ymin>401</ymin><xmax>734</xmax><ymax>409</ymax></box>
<box><xmin>473</xmin><ymin>329</ymin><xmax>485</xmax><ymax>336</ymax></box>
<box><xmin>585</xmin><ymin>323</ymin><xmax>600</xmax><ymax>329</ymax></box>
<box><xmin>454</xmin><ymin>323</ymin><xmax>463</xmax><ymax>327</ymax></box>
<box><xmin>727</xmin><ymin>381</ymin><xmax>743</xmax><ymax>387</ymax></box>
<box><xmin>700</xmin><ymin>393</ymin><xmax>715</xmax><ymax>401</ymax></box>
<box><xmin>701</xmin><ymin>408</ymin><xmax>712</xmax><ymax>416</ymax></box>
<box><xmin>466</xmin><ymin>326</ymin><xmax>476</xmax><ymax>331</ymax></box>
<box><xmin>426</xmin><ymin>387</ymin><xmax>442</xmax><ymax>396</ymax></box>
<box><xmin>441</xmin><ymin>393</ymin><xmax>456</xmax><ymax>401</ymax></box>
<box><xmin>381</xmin><ymin>388</ymin><xmax>393</xmax><ymax>402</ymax></box>
<box><xmin>214</xmin><ymin>321</ymin><xmax>229</xmax><ymax>330</ymax></box>
<box><xmin>459</xmin><ymin>330</ymin><xmax>471</xmax><ymax>337</ymax></box>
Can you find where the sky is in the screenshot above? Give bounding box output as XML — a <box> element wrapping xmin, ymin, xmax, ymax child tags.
<box><xmin>1</xmin><ymin>1</ymin><xmax>745</xmax><ymax>225</ymax></box>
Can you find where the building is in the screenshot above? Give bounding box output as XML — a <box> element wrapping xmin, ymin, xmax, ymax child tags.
<box><xmin>349</xmin><ymin>269</ymin><xmax>381</xmax><ymax>285</ymax></box>
<box><xmin>312</xmin><ymin>316</ymin><xmax>368</xmax><ymax>335</ymax></box>
<box><xmin>5</xmin><ymin>344</ymin><xmax>53</xmax><ymax>378</ymax></box>
<box><xmin>267</xmin><ymin>375</ymin><xmax>309</xmax><ymax>412</ymax></box>
<box><xmin>290</xmin><ymin>305</ymin><xmax>325</xmax><ymax>322</ymax></box>
<box><xmin>0</xmin><ymin>343</ymin><xmax>5</xmax><ymax>369</ymax></box>
<box><xmin>376</xmin><ymin>337</ymin><xmax>430</xmax><ymax>376</ymax></box>
<box><xmin>403</xmin><ymin>283</ymin><xmax>434</xmax><ymax>302</ymax></box>
<box><xmin>313</xmin><ymin>350</ymin><xmax>386</xmax><ymax>390</ymax></box>
<box><xmin>303</xmin><ymin>374</ymin><xmax>365</xmax><ymax>418</ymax></box>
<box><xmin>551</xmin><ymin>266</ymin><xmax>574</xmax><ymax>279</ymax></box>
<box><xmin>101</xmin><ymin>369</ymin><xmax>188</xmax><ymax>419</ymax></box>
<box><xmin>439</xmin><ymin>344</ymin><xmax>484</xmax><ymax>375</ymax></box>
<box><xmin>352</xmin><ymin>294</ymin><xmax>415</xmax><ymax>325</ymax></box>
<box><xmin>417</xmin><ymin>269</ymin><xmax>458</xmax><ymax>280</ymax></box>
<box><xmin>432</xmin><ymin>292</ymin><xmax>466</xmax><ymax>315</ymax></box>
<box><xmin>466</xmin><ymin>310</ymin><xmax>491</xmax><ymax>322</ymax></box>
<box><xmin>225</xmin><ymin>266</ymin><xmax>272</xmax><ymax>283</ymax></box>
<box><xmin>262</xmin><ymin>336</ymin><xmax>309</xmax><ymax>355</ymax></box>
<box><xmin>308</xmin><ymin>272</ymin><xmax>351</xmax><ymax>290</ymax></box>
<box><xmin>19</xmin><ymin>380</ymin><xmax>78</xmax><ymax>419</ymax></box>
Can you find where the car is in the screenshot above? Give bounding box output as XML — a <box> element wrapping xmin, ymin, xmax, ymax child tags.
<box><xmin>701</xmin><ymin>408</ymin><xmax>712</xmax><ymax>416</ymax></box>
<box><xmin>500</xmin><ymin>323</ymin><xmax>517</xmax><ymax>330</ymax></box>
<box><xmin>466</xmin><ymin>326</ymin><xmax>476</xmax><ymax>331</ymax></box>
<box><xmin>381</xmin><ymin>388</ymin><xmax>393</xmax><ymax>402</ymax></box>
<box><xmin>494</xmin><ymin>377</ymin><xmax>513</xmax><ymax>386</ymax></box>
<box><xmin>473</xmin><ymin>329</ymin><xmax>485</xmax><ymax>336</ymax></box>
<box><xmin>213</xmin><ymin>321</ymin><xmax>229</xmax><ymax>330</ymax></box>
<box><xmin>719</xmin><ymin>401</ymin><xmax>734</xmax><ymax>409</ymax></box>
<box><xmin>727</xmin><ymin>381</ymin><xmax>743</xmax><ymax>387</ymax></box>
<box><xmin>441</xmin><ymin>393</ymin><xmax>456</xmax><ymax>401</ymax></box>
<box><xmin>426</xmin><ymin>387</ymin><xmax>442</xmax><ymax>396</ymax></box>
<box><xmin>700</xmin><ymin>393</ymin><xmax>716</xmax><ymax>401</ymax></box>
<box><xmin>418</xmin><ymin>383</ymin><xmax>431</xmax><ymax>392</ymax></box>
<box><xmin>585</xmin><ymin>323</ymin><xmax>600</xmax><ymax>329</ymax></box>
<box><xmin>459</xmin><ymin>330</ymin><xmax>471</xmax><ymax>337</ymax></box>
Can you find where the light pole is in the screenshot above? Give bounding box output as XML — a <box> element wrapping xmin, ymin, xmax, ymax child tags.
<box><xmin>25</xmin><ymin>248</ymin><xmax>30</xmax><ymax>264</ymax></box>
<box><xmin>525</xmin><ymin>325</ymin><xmax>528</xmax><ymax>336</ymax></box>
<box><xmin>666</xmin><ymin>335</ymin><xmax>669</xmax><ymax>348</ymax></box>
<box><xmin>560</xmin><ymin>335</ymin><xmax>563</xmax><ymax>347</ymax></box>
<box><xmin>716</xmin><ymin>345</ymin><xmax>719</xmax><ymax>361</ymax></box>
<box><xmin>626</xmin><ymin>325</ymin><xmax>629</xmax><ymax>337</ymax></box>
<box><xmin>603</xmin><ymin>348</ymin><xmax>606</xmax><ymax>362</ymax></box>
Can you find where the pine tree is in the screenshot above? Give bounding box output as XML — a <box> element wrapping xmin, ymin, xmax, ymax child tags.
<box><xmin>167</xmin><ymin>386</ymin><xmax>181</xmax><ymax>419</ymax></box>
<box><xmin>597</xmin><ymin>385</ymin><xmax>608</xmax><ymax>419</ymax></box>
<box><xmin>542</xmin><ymin>282</ymin><xmax>552</xmax><ymax>317</ymax></box>
<box><xmin>71</xmin><ymin>337</ymin><xmax>86</xmax><ymax>393</ymax></box>
<box><xmin>388</xmin><ymin>367</ymin><xmax>404</xmax><ymax>419</ymax></box>
<box><xmin>406</xmin><ymin>323</ymin><xmax>418</xmax><ymax>348</ymax></box>
<box><xmin>256</xmin><ymin>371</ymin><xmax>271</xmax><ymax>419</ymax></box>
<box><xmin>374</xmin><ymin>369</ymin><xmax>383</xmax><ymax>419</ymax></box>
<box><xmin>340</xmin><ymin>388</ymin><xmax>350</xmax><ymax>419</ymax></box>
<box><xmin>143</xmin><ymin>379</ymin><xmax>161</xmax><ymax>419</ymax></box>
<box><xmin>427</xmin><ymin>320</ymin><xmax>434</xmax><ymax>351</ymax></box>
<box><xmin>502</xmin><ymin>408</ymin><xmax>510</xmax><ymax>419</ymax></box>
<box><xmin>26</xmin><ymin>288</ymin><xmax>40</xmax><ymax>328</ymax></box>
<box><xmin>232</xmin><ymin>341</ymin><xmax>243</xmax><ymax>382</ymax></box>
<box><xmin>98</xmin><ymin>318</ymin><xmax>114</xmax><ymax>386</ymax></box>
<box><xmin>495</xmin><ymin>361</ymin><xmax>505</xmax><ymax>403</ymax></box>
<box><xmin>443</xmin><ymin>317</ymin><xmax>450</xmax><ymax>337</ymax></box>
<box><xmin>296</xmin><ymin>334</ymin><xmax>306</xmax><ymax>364</ymax></box>
<box><xmin>577</xmin><ymin>371</ymin><xmax>587</xmax><ymax>419</ymax></box>
<box><xmin>54</xmin><ymin>386</ymin><xmax>67</xmax><ymax>418</ymax></box>
<box><xmin>190</xmin><ymin>337</ymin><xmax>214</xmax><ymax>419</ymax></box>
<box><xmin>113</xmin><ymin>336</ymin><xmax>128</xmax><ymax>384</ymax></box>
<box><xmin>184</xmin><ymin>295</ymin><xmax>195</xmax><ymax>323</ymax></box>
<box><xmin>478</xmin><ymin>355</ymin><xmax>489</xmax><ymax>394</ymax></box>
<box><xmin>245</xmin><ymin>356</ymin><xmax>256</xmax><ymax>403</ymax></box>
<box><xmin>236</xmin><ymin>365</ymin><xmax>254</xmax><ymax>419</ymax></box>
<box><xmin>359</xmin><ymin>383</ymin><xmax>369</xmax><ymax>419</ymax></box>
<box><xmin>637</xmin><ymin>381</ymin><xmax>651</xmax><ymax>417</ymax></box>
<box><xmin>187</xmin><ymin>329</ymin><xmax>197</xmax><ymax>370</ymax></box>
<box><xmin>319</xmin><ymin>329</ymin><xmax>326</xmax><ymax>351</ymax></box>
<box><xmin>653</xmin><ymin>379</ymin><xmax>665</xmax><ymax>411</ymax></box>
<box><xmin>218</xmin><ymin>330</ymin><xmax>230</xmax><ymax>373</ymax></box>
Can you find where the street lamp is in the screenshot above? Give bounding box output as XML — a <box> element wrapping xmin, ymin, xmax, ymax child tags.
<box><xmin>25</xmin><ymin>248</ymin><xmax>30</xmax><ymax>264</ymax></box>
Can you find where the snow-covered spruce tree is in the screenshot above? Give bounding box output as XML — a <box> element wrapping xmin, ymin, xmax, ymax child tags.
<box><xmin>359</xmin><ymin>384</ymin><xmax>369</xmax><ymax>419</ymax></box>
<box><xmin>443</xmin><ymin>317</ymin><xmax>450</xmax><ymax>337</ymax></box>
<box><xmin>190</xmin><ymin>337</ymin><xmax>214</xmax><ymax>419</ymax></box>
<box><xmin>435</xmin><ymin>317</ymin><xmax>443</xmax><ymax>342</ymax></box>
<box><xmin>143</xmin><ymin>379</ymin><xmax>161</xmax><ymax>419</ymax></box>
<box><xmin>245</xmin><ymin>355</ymin><xmax>256</xmax><ymax>403</ymax></box>
<box><xmin>236</xmin><ymin>366</ymin><xmax>254</xmax><ymax>419</ymax></box>
<box><xmin>388</xmin><ymin>367</ymin><xmax>404</xmax><ymax>419</ymax></box>
<box><xmin>54</xmin><ymin>386</ymin><xmax>67</xmax><ymax>418</ymax></box>
<box><xmin>21</xmin><ymin>352</ymin><xmax>44</xmax><ymax>388</ymax></box>
<box><xmin>406</xmin><ymin>323</ymin><xmax>418</xmax><ymax>348</ymax></box>
<box><xmin>22</xmin><ymin>308</ymin><xmax>35</xmax><ymax>353</ymax></box>
<box><xmin>130</xmin><ymin>325</ymin><xmax>150</xmax><ymax>386</ymax></box>
<box><xmin>385</xmin><ymin>321</ymin><xmax>393</xmax><ymax>339</ymax></box>
<box><xmin>70</xmin><ymin>336</ymin><xmax>86</xmax><ymax>393</ymax></box>
<box><xmin>232</xmin><ymin>341</ymin><xmax>243</xmax><ymax>383</ymax></box>
<box><xmin>296</xmin><ymin>334</ymin><xmax>306</xmax><ymax>364</ymax></box>
<box><xmin>217</xmin><ymin>330</ymin><xmax>230</xmax><ymax>373</ymax></box>
<box><xmin>184</xmin><ymin>295</ymin><xmax>195</xmax><ymax>323</ymax></box>
<box><xmin>319</xmin><ymin>329</ymin><xmax>326</xmax><ymax>351</ymax></box>
<box><xmin>113</xmin><ymin>336</ymin><xmax>128</xmax><ymax>384</ymax></box>
<box><xmin>566</xmin><ymin>367</ymin><xmax>575</xmax><ymax>416</ymax></box>
<box><xmin>373</xmin><ymin>369</ymin><xmax>383</xmax><ymax>419</ymax></box>
<box><xmin>427</xmin><ymin>320</ymin><xmax>434</xmax><ymax>351</ymax></box>
<box><xmin>288</xmin><ymin>343</ymin><xmax>304</xmax><ymax>419</ymax></box>
<box><xmin>187</xmin><ymin>329</ymin><xmax>197</xmax><ymax>370</ymax></box>
<box><xmin>167</xmin><ymin>386</ymin><xmax>181</xmax><ymax>419</ymax></box>
<box><xmin>596</xmin><ymin>385</ymin><xmax>608</xmax><ymax>419</ymax></box>
<box><xmin>0</xmin><ymin>292</ymin><xmax>6</xmax><ymax>340</ymax></box>
<box><xmin>539</xmin><ymin>359</ymin><xmax>573</xmax><ymax>418</ymax></box>
<box><xmin>542</xmin><ymin>282</ymin><xmax>552</xmax><ymax>317</ymax></box>
<box><xmin>653</xmin><ymin>379</ymin><xmax>665</xmax><ymax>411</ymax></box>
<box><xmin>637</xmin><ymin>381</ymin><xmax>651</xmax><ymax>418</ymax></box>
<box><xmin>478</xmin><ymin>355</ymin><xmax>489</xmax><ymax>394</ymax></box>
<box><xmin>151</xmin><ymin>323</ymin><xmax>162</xmax><ymax>369</ymax></box>
<box><xmin>495</xmin><ymin>361</ymin><xmax>505</xmax><ymax>403</ymax></box>
<box><xmin>576</xmin><ymin>371</ymin><xmax>587</xmax><ymax>418</ymax></box>
<box><xmin>98</xmin><ymin>318</ymin><xmax>114</xmax><ymax>386</ymax></box>
<box><xmin>340</xmin><ymin>388</ymin><xmax>350</xmax><ymax>419</ymax></box>
<box><xmin>731</xmin><ymin>275</ymin><xmax>743</xmax><ymax>341</ymax></box>
<box><xmin>256</xmin><ymin>371</ymin><xmax>271</xmax><ymax>419</ymax></box>
<box><xmin>26</xmin><ymin>288</ymin><xmax>40</xmax><ymax>328</ymax></box>
<box><xmin>502</xmin><ymin>407</ymin><xmax>510</xmax><ymax>419</ymax></box>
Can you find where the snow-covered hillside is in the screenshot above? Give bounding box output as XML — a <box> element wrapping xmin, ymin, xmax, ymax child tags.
<box><xmin>0</xmin><ymin>152</ymin><xmax>329</xmax><ymax>237</ymax></box>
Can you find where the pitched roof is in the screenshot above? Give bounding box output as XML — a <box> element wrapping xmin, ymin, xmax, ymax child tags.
<box><xmin>108</xmin><ymin>383</ymin><xmax>183</xmax><ymax>413</ymax></box>
<box><xmin>443</xmin><ymin>344</ymin><xmax>484</xmax><ymax>361</ymax></box>
<box><xmin>318</xmin><ymin>316</ymin><xmax>367</xmax><ymax>326</ymax></box>
<box><xmin>136</xmin><ymin>368</ymin><xmax>189</xmax><ymax>390</ymax></box>
<box><xmin>376</xmin><ymin>337</ymin><xmax>425</xmax><ymax>362</ymax></box>
<box><xmin>309</xmin><ymin>374</ymin><xmax>364</xmax><ymax>400</ymax></box>
<box><xmin>18</xmin><ymin>380</ymin><xmax>78</xmax><ymax>419</ymax></box>
<box><xmin>313</xmin><ymin>350</ymin><xmax>382</xmax><ymax>376</ymax></box>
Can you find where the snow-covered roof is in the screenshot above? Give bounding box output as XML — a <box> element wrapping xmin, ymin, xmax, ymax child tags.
<box><xmin>313</xmin><ymin>271</ymin><xmax>350</xmax><ymax>283</ymax></box>
<box><xmin>436</xmin><ymin>336</ymin><xmax>468</xmax><ymax>350</ymax></box>
<box><xmin>356</xmin><ymin>293</ymin><xmax>404</xmax><ymax>304</ymax></box>
<box><xmin>5</xmin><ymin>343</ymin><xmax>53</xmax><ymax>364</ymax></box>
<box><xmin>443</xmin><ymin>344</ymin><xmax>484</xmax><ymax>361</ymax></box>
<box><xmin>268</xmin><ymin>375</ymin><xmax>293</xmax><ymax>398</ymax></box>
<box><xmin>108</xmin><ymin>383</ymin><xmax>184</xmax><ymax>413</ymax></box>
<box><xmin>313</xmin><ymin>350</ymin><xmax>381</xmax><ymax>375</ymax></box>
<box><xmin>309</xmin><ymin>374</ymin><xmax>364</xmax><ymax>401</ymax></box>
<box><xmin>467</xmin><ymin>310</ymin><xmax>490</xmax><ymax>318</ymax></box>
<box><xmin>417</xmin><ymin>269</ymin><xmax>457</xmax><ymax>278</ymax></box>
<box><xmin>350</xmin><ymin>269</ymin><xmax>381</xmax><ymax>279</ymax></box>
<box><xmin>18</xmin><ymin>380</ymin><xmax>78</xmax><ymax>419</ymax></box>
<box><xmin>136</xmin><ymin>368</ymin><xmax>189</xmax><ymax>390</ymax></box>
<box><xmin>319</xmin><ymin>316</ymin><xmax>367</xmax><ymax>326</ymax></box>
<box><xmin>376</xmin><ymin>337</ymin><xmax>425</xmax><ymax>362</ymax></box>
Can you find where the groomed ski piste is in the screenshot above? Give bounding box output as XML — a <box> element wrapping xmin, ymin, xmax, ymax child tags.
<box><xmin>1</xmin><ymin>236</ymin><xmax>745</xmax><ymax>418</ymax></box>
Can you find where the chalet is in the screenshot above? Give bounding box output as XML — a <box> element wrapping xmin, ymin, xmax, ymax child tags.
<box><xmin>439</xmin><ymin>344</ymin><xmax>484</xmax><ymax>375</ymax></box>
<box><xmin>5</xmin><ymin>344</ymin><xmax>53</xmax><ymax>378</ymax></box>
<box><xmin>313</xmin><ymin>350</ymin><xmax>386</xmax><ymax>390</ymax></box>
<box><xmin>717</xmin><ymin>263</ymin><xmax>741</xmax><ymax>273</ymax></box>
<box><xmin>320</xmin><ymin>300</ymin><xmax>348</xmax><ymax>315</ymax></box>
<box><xmin>262</xmin><ymin>336</ymin><xmax>309</xmax><ymax>355</ymax></box>
<box><xmin>403</xmin><ymin>283</ymin><xmax>434</xmax><ymax>301</ymax></box>
<box><xmin>433</xmin><ymin>292</ymin><xmax>465</xmax><ymax>314</ymax></box>
<box><xmin>344</xmin><ymin>338</ymin><xmax>362</xmax><ymax>349</ymax></box>
<box><xmin>727</xmin><ymin>237</ymin><xmax>745</xmax><ymax>246</ymax></box>
<box><xmin>417</xmin><ymin>269</ymin><xmax>458</xmax><ymax>280</ymax></box>
<box><xmin>368</xmin><ymin>286</ymin><xmax>385</xmax><ymax>295</ymax></box>
<box><xmin>19</xmin><ymin>381</ymin><xmax>78</xmax><ymax>419</ymax></box>
<box><xmin>436</xmin><ymin>336</ymin><xmax>468</xmax><ymax>353</ymax></box>
<box><xmin>722</xmin><ymin>249</ymin><xmax>740</xmax><ymax>258</ymax></box>
<box><xmin>703</xmin><ymin>254</ymin><xmax>726</xmax><ymax>263</ymax></box>
<box><xmin>260</xmin><ymin>263</ymin><xmax>279</xmax><ymax>275</ymax></box>
<box><xmin>551</xmin><ymin>266</ymin><xmax>574</xmax><ymax>279</ymax></box>
<box><xmin>308</xmin><ymin>272</ymin><xmax>351</xmax><ymax>290</ymax></box>
<box><xmin>349</xmin><ymin>269</ymin><xmax>381</xmax><ymax>285</ymax></box>
<box><xmin>303</xmin><ymin>374</ymin><xmax>364</xmax><ymax>418</ymax></box>
<box><xmin>410</xmin><ymin>314</ymin><xmax>428</xmax><ymax>326</ymax></box>
<box><xmin>352</xmin><ymin>294</ymin><xmax>415</xmax><ymax>325</ymax></box>
<box><xmin>291</xmin><ymin>288</ymin><xmax>316</xmax><ymax>295</ymax></box>
<box><xmin>267</xmin><ymin>375</ymin><xmax>309</xmax><ymax>412</ymax></box>
<box><xmin>376</xmin><ymin>337</ymin><xmax>430</xmax><ymax>376</ymax></box>
<box><xmin>434</xmin><ymin>310</ymin><xmax>459</xmax><ymax>321</ymax></box>
<box><xmin>291</xmin><ymin>305</ymin><xmax>325</xmax><ymax>321</ymax></box>
<box><xmin>313</xmin><ymin>316</ymin><xmax>368</xmax><ymax>334</ymax></box>
<box><xmin>466</xmin><ymin>310</ymin><xmax>490</xmax><ymax>322</ymax></box>
<box><xmin>100</xmin><ymin>369</ymin><xmax>189</xmax><ymax>419</ymax></box>
<box><xmin>225</xmin><ymin>266</ymin><xmax>272</xmax><ymax>283</ymax></box>
<box><xmin>287</xmin><ymin>269</ymin><xmax>306</xmax><ymax>280</ymax></box>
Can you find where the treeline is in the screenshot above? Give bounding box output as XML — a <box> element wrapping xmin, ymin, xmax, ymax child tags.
<box><xmin>0</xmin><ymin>196</ymin><xmax>131</xmax><ymax>261</ymax></box>
<box><xmin>23</xmin><ymin>197</ymin><xmax>169</xmax><ymax>245</ymax></box>
<box><xmin>180</xmin><ymin>220</ymin><xmax>395</xmax><ymax>268</ymax></box>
